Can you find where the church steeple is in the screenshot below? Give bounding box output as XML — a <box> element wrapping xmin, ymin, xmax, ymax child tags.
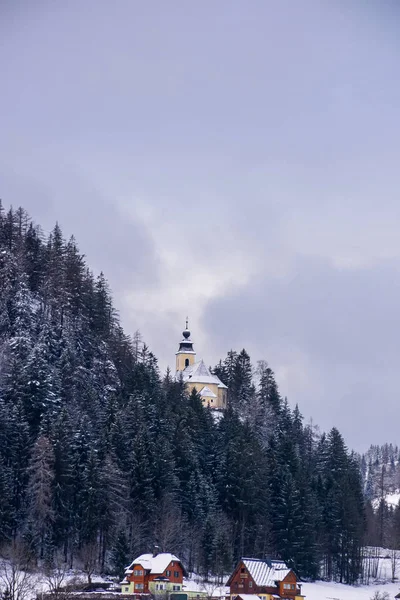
<box><xmin>176</xmin><ymin>318</ymin><xmax>196</xmax><ymax>371</ymax></box>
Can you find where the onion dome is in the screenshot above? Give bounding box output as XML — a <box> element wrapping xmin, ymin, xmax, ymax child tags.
<box><xmin>177</xmin><ymin>318</ymin><xmax>194</xmax><ymax>353</ymax></box>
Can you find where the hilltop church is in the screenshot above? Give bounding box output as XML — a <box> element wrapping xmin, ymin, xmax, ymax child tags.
<box><xmin>175</xmin><ymin>320</ymin><xmax>227</xmax><ymax>410</ymax></box>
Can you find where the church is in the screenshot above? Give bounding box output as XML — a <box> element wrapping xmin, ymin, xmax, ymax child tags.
<box><xmin>175</xmin><ymin>320</ymin><xmax>227</xmax><ymax>410</ymax></box>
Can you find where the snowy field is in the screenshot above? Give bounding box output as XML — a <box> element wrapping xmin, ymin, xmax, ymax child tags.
<box><xmin>303</xmin><ymin>580</ymin><xmax>399</xmax><ymax>599</ymax></box>
<box><xmin>2</xmin><ymin>550</ymin><xmax>400</xmax><ymax>600</ymax></box>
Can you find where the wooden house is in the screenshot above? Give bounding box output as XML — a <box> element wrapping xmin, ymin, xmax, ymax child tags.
<box><xmin>122</xmin><ymin>551</ymin><xmax>186</xmax><ymax>597</ymax></box>
<box><xmin>226</xmin><ymin>558</ymin><xmax>304</xmax><ymax>600</ymax></box>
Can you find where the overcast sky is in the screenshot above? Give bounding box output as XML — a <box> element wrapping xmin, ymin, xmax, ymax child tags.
<box><xmin>1</xmin><ymin>1</ymin><xmax>400</xmax><ymax>451</ymax></box>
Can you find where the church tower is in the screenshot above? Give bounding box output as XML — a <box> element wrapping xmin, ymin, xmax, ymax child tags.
<box><xmin>176</xmin><ymin>318</ymin><xmax>196</xmax><ymax>372</ymax></box>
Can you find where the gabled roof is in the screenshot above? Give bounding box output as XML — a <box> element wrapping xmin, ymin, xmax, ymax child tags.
<box><xmin>244</xmin><ymin>558</ymin><xmax>291</xmax><ymax>586</ymax></box>
<box><xmin>177</xmin><ymin>359</ymin><xmax>228</xmax><ymax>389</ymax></box>
<box><xmin>226</xmin><ymin>558</ymin><xmax>292</xmax><ymax>588</ymax></box>
<box><xmin>126</xmin><ymin>552</ymin><xmax>183</xmax><ymax>575</ymax></box>
<box><xmin>199</xmin><ymin>386</ymin><xmax>217</xmax><ymax>399</ymax></box>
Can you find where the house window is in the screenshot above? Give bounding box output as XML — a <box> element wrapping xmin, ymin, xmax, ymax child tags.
<box><xmin>133</xmin><ymin>569</ymin><xmax>143</xmax><ymax>576</ymax></box>
<box><xmin>125</xmin><ymin>588</ymin><xmax>129</xmax><ymax>593</ymax></box>
<box><xmin>249</xmin><ymin>582</ymin><xmax>253</xmax><ymax>588</ymax></box>
<box><xmin>185</xmin><ymin>358</ymin><xmax>189</xmax><ymax>367</ymax></box>
<box><xmin>135</xmin><ymin>583</ymin><xmax>144</xmax><ymax>590</ymax></box>
<box><xmin>156</xmin><ymin>584</ymin><xmax>165</xmax><ymax>590</ymax></box>
<box><xmin>241</xmin><ymin>568</ymin><xmax>246</xmax><ymax>573</ymax></box>
<box><xmin>174</xmin><ymin>571</ymin><xmax>179</xmax><ymax>578</ymax></box>
<box><xmin>173</xmin><ymin>586</ymin><xmax>180</xmax><ymax>591</ymax></box>
<box><xmin>166</xmin><ymin>570</ymin><xmax>171</xmax><ymax>577</ymax></box>
<box><xmin>283</xmin><ymin>583</ymin><xmax>295</xmax><ymax>589</ymax></box>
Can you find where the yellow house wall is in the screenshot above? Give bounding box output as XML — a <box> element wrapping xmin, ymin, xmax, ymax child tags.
<box><xmin>176</xmin><ymin>352</ymin><xmax>196</xmax><ymax>371</ymax></box>
<box><xmin>148</xmin><ymin>581</ymin><xmax>183</xmax><ymax>593</ymax></box>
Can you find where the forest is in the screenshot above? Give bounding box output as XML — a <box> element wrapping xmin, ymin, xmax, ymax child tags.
<box><xmin>0</xmin><ymin>204</ymin><xmax>366</xmax><ymax>584</ymax></box>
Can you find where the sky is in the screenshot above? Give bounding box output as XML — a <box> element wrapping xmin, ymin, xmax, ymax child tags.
<box><xmin>1</xmin><ymin>0</ymin><xmax>400</xmax><ymax>451</ymax></box>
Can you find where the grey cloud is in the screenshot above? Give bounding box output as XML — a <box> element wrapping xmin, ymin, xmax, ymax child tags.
<box><xmin>0</xmin><ymin>166</ymin><xmax>160</xmax><ymax>299</ymax></box>
<box><xmin>204</xmin><ymin>256</ymin><xmax>400</xmax><ymax>450</ymax></box>
<box><xmin>2</xmin><ymin>0</ymin><xmax>400</xmax><ymax>451</ymax></box>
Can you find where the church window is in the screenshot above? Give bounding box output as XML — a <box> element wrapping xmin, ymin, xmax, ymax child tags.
<box><xmin>185</xmin><ymin>358</ymin><xmax>189</xmax><ymax>367</ymax></box>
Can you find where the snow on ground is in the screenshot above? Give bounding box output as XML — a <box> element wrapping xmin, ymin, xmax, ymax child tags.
<box><xmin>183</xmin><ymin>576</ymin><xmax>228</xmax><ymax>598</ymax></box>
<box><xmin>303</xmin><ymin>580</ymin><xmax>400</xmax><ymax>599</ymax></box>
<box><xmin>372</xmin><ymin>491</ymin><xmax>400</xmax><ymax>510</ymax></box>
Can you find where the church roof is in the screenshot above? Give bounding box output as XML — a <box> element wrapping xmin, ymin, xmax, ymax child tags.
<box><xmin>178</xmin><ymin>359</ymin><xmax>227</xmax><ymax>389</ymax></box>
<box><xmin>199</xmin><ymin>386</ymin><xmax>217</xmax><ymax>398</ymax></box>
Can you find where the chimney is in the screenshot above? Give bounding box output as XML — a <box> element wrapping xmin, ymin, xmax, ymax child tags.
<box><xmin>153</xmin><ymin>545</ymin><xmax>160</xmax><ymax>557</ymax></box>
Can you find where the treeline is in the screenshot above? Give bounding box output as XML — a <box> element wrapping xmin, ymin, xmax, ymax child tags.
<box><xmin>0</xmin><ymin>204</ymin><xmax>365</xmax><ymax>583</ymax></box>
<box><xmin>360</xmin><ymin>444</ymin><xmax>400</xmax><ymax>550</ymax></box>
<box><xmin>361</xmin><ymin>443</ymin><xmax>400</xmax><ymax>501</ymax></box>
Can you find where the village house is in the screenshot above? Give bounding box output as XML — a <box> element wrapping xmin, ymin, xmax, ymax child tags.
<box><xmin>175</xmin><ymin>320</ymin><xmax>227</xmax><ymax>410</ymax></box>
<box><xmin>226</xmin><ymin>558</ymin><xmax>304</xmax><ymax>600</ymax></box>
<box><xmin>122</xmin><ymin>551</ymin><xmax>185</xmax><ymax>597</ymax></box>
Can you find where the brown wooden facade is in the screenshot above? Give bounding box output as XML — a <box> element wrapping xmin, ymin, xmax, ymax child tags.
<box><xmin>226</xmin><ymin>559</ymin><xmax>304</xmax><ymax>600</ymax></box>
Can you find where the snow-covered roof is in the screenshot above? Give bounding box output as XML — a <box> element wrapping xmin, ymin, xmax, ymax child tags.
<box><xmin>177</xmin><ymin>360</ymin><xmax>227</xmax><ymax>389</ymax></box>
<box><xmin>199</xmin><ymin>386</ymin><xmax>217</xmax><ymax>399</ymax></box>
<box><xmin>234</xmin><ymin>595</ymin><xmax>262</xmax><ymax>600</ymax></box>
<box><xmin>126</xmin><ymin>553</ymin><xmax>181</xmax><ymax>575</ymax></box>
<box><xmin>242</xmin><ymin>559</ymin><xmax>291</xmax><ymax>587</ymax></box>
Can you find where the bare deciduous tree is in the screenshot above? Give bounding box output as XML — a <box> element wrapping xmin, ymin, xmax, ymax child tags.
<box><xmin>43</xmin><ymin>556</ymin><xmax>73</xmax><ymax>600</ymax></box>
<box><xmin>200</xmin><ymin>580</ymin><xmax>220</xmax><ymax>600</ymax></box>
<box><xmin>370</xmin><ymin>591</ymin><xmax>390</xmax><ymax>600</ymax></box>
<box><xmin>80</xmin><ymin>543</ymin><xmax>97</xmax><ymax>585</ymax></box>
<box><xmin>390</xmin><ymin>548</ymin><xmax>400</xmax><ymax>582</ymax></box>
<box><xmin>0</xmin><ymin>542</ymin><xmax>34</xmax><ymax>600</ymax></box>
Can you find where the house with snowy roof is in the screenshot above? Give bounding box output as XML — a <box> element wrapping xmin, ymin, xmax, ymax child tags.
<box><xmin>226</xmin><ymin>558</ymin><xmax>304</xmax><ymax>600</ymax></box>
<box><xmin>175</xmin><ymin>320</ymin><xmax>227</xmax><ymax>410</ymax></box>
<box><xmin>121</xmin><ymin>550</ymin><xmax>186</xmax><ymax>596</ymax></box>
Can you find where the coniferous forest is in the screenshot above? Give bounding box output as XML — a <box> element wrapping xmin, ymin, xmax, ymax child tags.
<box><xmin>0</xmin><ymin>204</ymin><xmax>365</xmax><ymax>584</ymax></box>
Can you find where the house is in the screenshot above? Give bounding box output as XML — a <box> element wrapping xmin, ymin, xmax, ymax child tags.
<box><xmin>122</xmin><ymin>551</ymin><xmax>186</xmax><ymax>596</ymax></box>
<box><xmin>226</xmin><ymin>558</ymin><xmax>304</xmax><ymax>600</ymax></box>
<box><xmin>175</xmin><ymin>320</ymin><xmax>227</xmax><ymax>410</ymax></box>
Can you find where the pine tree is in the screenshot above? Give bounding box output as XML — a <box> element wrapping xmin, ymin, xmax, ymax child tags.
<box><xmin>26</xmin><ymin>436</ymin><xmax>55</xmax><ymax>559</ymax></box>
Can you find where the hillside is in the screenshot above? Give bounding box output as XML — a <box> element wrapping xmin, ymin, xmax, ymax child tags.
<box><xmin>362</xmin><ymin>444</ymin><xmax>400</xmax><ymax>504</ymax></box>
<box><xmin>359</xmin><ymin>445</ymin><xmax>400</xmax><ymax>550</ymax></box>
<box><xmin>0</xmin><ymin>204</ymin><xmax>364</xmax><ymax>583</ymax></box>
